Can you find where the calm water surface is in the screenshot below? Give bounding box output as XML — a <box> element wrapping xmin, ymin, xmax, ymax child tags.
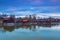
<box><xmin>0</xmin><ymin>24</ymin><xmax>60</xmax><ymax>40</ymax></box>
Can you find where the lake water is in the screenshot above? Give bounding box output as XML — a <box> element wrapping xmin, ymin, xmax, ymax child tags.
<box><xmin>0</xmin><ymin>24</ymin><xmax>60</xmax><ymax>40</ymax></box>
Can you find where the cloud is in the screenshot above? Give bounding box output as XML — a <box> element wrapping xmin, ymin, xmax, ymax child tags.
<box><xmin>30</xmin><ymin>0</ymin><xmax>43</xmax><ymax>6</ymax></box>
<box><xmin>50</xmin><ymin>0</ymin><xmax>59</xmax><ymax>2</ymax></box>
<box><xmin>0</xmin><ymin>12</ymin><xmax>2</xmax><ymax>15</ymax></box>
<box><xmin>0</xmin><ymin>0</ymin><xmax>60</xmax><ymax>7</ymax></box>
<box><xmin>38</xmin><ymin>13</ymin><xmax>60</xmax><ymax>16</ymax></box>
<box><xmin>7</xmin><ymin>6</ymin><xmax>60</xmax><ymax>12</ymax></box>
<box><xmin>0</xmin><ymin>6</ymin><xmax>60</xmax><ymax>16</ymax></box>
<box><xmin>12</xmin><ymin>11</ymin><xmax>34</xmax><ymax>16</ymax></box>
<box><xmin>36</xmin><ymin>13</ymin><xmax>60</xmax><ymax>18</ymax></box>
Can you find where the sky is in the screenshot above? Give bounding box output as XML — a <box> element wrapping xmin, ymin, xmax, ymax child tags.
<box><xmin>0</xmin><ymin>0</ymin><xmax>60</xmax><ymax>17</ymax></box>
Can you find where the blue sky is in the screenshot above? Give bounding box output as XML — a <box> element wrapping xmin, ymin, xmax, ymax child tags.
<box><xmin>0</xmin><ymin>0</ymin><xmax>60</xmax><ymax>16</ymax></box>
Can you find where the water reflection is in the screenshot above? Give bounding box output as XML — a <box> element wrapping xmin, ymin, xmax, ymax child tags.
<box><xmin>0</xmin><ymin>23</ymin><xmax>60</xmax><ymax>32</ymax></box>
<box><xmin>0</xmin><ymin>23</ymin><xmax>60</xmax><ymax>40</ymax></box>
